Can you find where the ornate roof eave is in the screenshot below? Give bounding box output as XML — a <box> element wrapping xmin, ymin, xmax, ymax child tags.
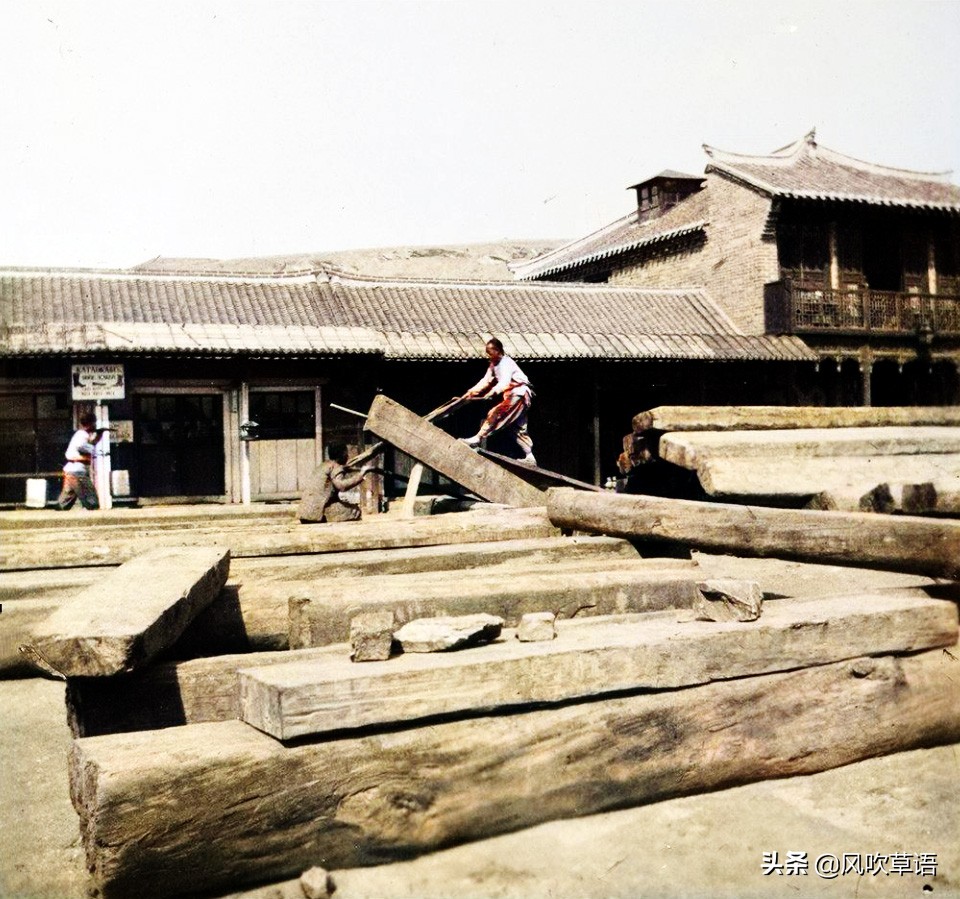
<box><xmin>512</xmin><ymin>222</ymin><xmax>708</xmax><ymax>282</ymax></box>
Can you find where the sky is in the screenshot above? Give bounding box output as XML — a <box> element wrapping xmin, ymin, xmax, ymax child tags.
<box><xmin>1</xmin><ymin>0</ymin><xmax>959</xmax><ymax>269</ymax></box>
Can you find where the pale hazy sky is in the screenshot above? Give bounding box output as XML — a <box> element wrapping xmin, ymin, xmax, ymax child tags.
<box><xmin>2</xmin><ymin>0</ymin><xmax>958</xmax><ymax>269</ymax></box>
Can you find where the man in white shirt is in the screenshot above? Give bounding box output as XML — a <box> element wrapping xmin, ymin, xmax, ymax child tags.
<box><xmin>460</xmin><ymin>337</ymin><xmax>537</xmax><ymax>465</ymax></box>
<box><xmin>57</xmin><ymin>412</ymin><xmax>104</xmax><ymax>510</ymax></box>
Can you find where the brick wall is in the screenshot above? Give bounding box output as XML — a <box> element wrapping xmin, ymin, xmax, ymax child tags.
<box><xmin>609</xmin><ymin>173</ymin><xmax>779</xmax><ymax>334</ymax></box>
<box><xmin>699</xmin><ymin>173</ymin><xmax>780</xmax><ymax>333</ymax></box>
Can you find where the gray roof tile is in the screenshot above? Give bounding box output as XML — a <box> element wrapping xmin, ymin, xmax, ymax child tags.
<box><xmin>0</xmin><ymin>267</ymin><xmax>814</xmax><ymax>362</ymax></box>
<box><xmin>705</xmin><ymin>130</ymin><xmax>960</xmax><ymax>211</ymax></box>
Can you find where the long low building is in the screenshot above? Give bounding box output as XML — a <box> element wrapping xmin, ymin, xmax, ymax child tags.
<box><xmin>0</xmin><ymin>263</ymin><xmax>814</xmax><ymax>506</ymax></box>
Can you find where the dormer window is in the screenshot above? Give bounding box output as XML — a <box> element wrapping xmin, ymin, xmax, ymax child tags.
<box><xmin>631</xmin><ymin>171</ymin><xmax>703</xmax><ymax>222</ymax></box>
<box><xmin>640</xmin><ymin>185</ymin><xmax>660</xmax><ymax>212</ymax></box>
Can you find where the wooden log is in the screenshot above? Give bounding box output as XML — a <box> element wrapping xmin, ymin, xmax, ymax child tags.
<box><xmin>1</xmin><ymin>535</ymin><xmax>624</xmax><ymax>606</ymax></box>
<box><xmin>695</xmin><ymin>454</ymin><xmax>960</xmax><ymax>500</ymax></box>
<box><xmin>0</xmin><ymin>503</ymin><xmax>297</xmax><ymax>531</ymax></box>
<box><xmin>0</xmin><ymin>599</ymin><xmax>66</xmax><ymax>677</ymax></box>
<box><xmin>196</xmin><ymin>540</ymin><xmax>644</xmax><ymax>655</ymax></box>
<box><xmin>65</xmin><ymin>645</ymin><xmax>346</xmax><ymax>737</ymax></box>
<box><xmin>240</xmin><ymin>592</ymin><xmax>958</xmax><ymax>740</ymax></box>
<box><xmin>15</xmin><ymin>537</ymin><xmax>638</xmax><ymax>661</ymax></box>
<box><xmin>22</xmin><ymin>547</ymin><xmax>230</xmax><ymax>677</ymax></box>
<box><xmin>659</xmin><ymin>427</ymin><xmax>960</xmax><ymax>471</ymax></box>
<box><xmin>69</xmin><ymin>648</ymin><xmax>960</xmax><ymax>899</ymax></box>
<box><xmin>0</xmin><ymin>506</ymin><xmax>558</xmax><ymax>570</ymax></box>
<box><xmin>67</xmin><ymin>582</ymin><xmax>954</xmax><ymax>737</ymax></box>
<box><xmin>632</xmin><ymin>405</ymin><xmax>960</xmax><ymax>433</ymax></box>
<box><xmin>477</xmin><ymin>448</ymin><xmax>605</xmax><ymax>492</ymax></box>
<box><xmin>546</xmin><ymin>488</ymin><xmax>960</xmax><ymax>579</ymax></box>
<box><xmin>289</xmin><ymin>560</ymin><xmax>703</xmax><ymax>649</ymax></box>
<box><xmin>231</xmin><ymin>534</ymin><xmax>638</xmax><ymax>582</ymax></box>
<box><xmin>365</xmin><ymin>395</ymin><xmax>545</xmax><ymax>507</ymax></box>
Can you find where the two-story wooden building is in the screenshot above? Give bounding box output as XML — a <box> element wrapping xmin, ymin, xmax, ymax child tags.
<box><xmin>512</xmin><ymin>131</ymin><xmax>960</xmax><ymax>406</ymax></box>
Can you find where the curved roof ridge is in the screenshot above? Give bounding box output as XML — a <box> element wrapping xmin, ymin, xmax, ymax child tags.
<box><xmin>704</xmin><ymin>129</ymin><xmax>815</xmax><ymax>166</ymax></box>
<box><xmin>507</xmin><ymin>208</ymin><xmax>641</xmax><ymax>276</ymax></box>
<box><xmin>0</xmin><ymin>266</ymin><xmax>321</xmax><ymax>285</ymax></box>
<box><xmin>814</xmin><ymin>142</ymin><xmax>954</xmax><ymax>182</ymax></box>
<box><xmin>327</xmin><ymin>269</ymin><xmax>707</xmax><ymax>295</ymax></box>
<box><xmin>705</xmin><ymin>130</ymin><xmax>953</xmax><ymax>181</ymax></box>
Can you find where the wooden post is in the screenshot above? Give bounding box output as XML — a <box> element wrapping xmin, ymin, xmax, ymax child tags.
<box><xmin>860</xmin><ymin>352</ymin><xmax>873</xmax><ymax>407</ymax></box>
<box><xmin>359</xmin><ymin>449</ymin><xmax>384</xmax><ymax>517</ymax></box>
<box><xmin>400</xmin><ymin>463</ymin><xmax>425</xmax><ymax>518</ymax></box>
<box><xmin>240</xmin><ymin>382</ymin><xmax>251</xmax><ymax>505</ymax></box>
<box><xmin>94</xmin><ymin>402</ymin><xmax>113</xmax><ymax>511</ymax></box>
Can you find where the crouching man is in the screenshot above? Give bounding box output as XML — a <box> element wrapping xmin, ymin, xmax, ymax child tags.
<box><xmin>298</xmin><ymin>442</ymin><xmax>375</xmax><ymax>524</ymax></box>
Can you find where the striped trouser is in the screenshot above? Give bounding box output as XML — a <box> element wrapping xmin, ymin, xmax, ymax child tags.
<box><xmin>58</xmin><ymin>471</ymin><xmax>100</xmax><ymax>510</ymax></box>
<box><xmin>477</xmin><ymin>387</ymin><xmax>534</xmax><ymax>455</ymax></box>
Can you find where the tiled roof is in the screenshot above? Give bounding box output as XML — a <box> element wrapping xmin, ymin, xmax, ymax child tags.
<box><xmin>705</xmin><ymin>129</ymin><xmax>960</xmax><ymax>211</ymax></box>
<box><xmin>327</xmin><ymin>275</ymin><xmax>812</xmax><ymax>360</ymax></box>
<box><xmin>0</xmin><ymin>267</ymin><xmax>814</xmax><ymax>362</ymax></box>
<box><xmin>510</xmin><ymin>189</ymin><xmax>709</xmax><ymax>281</ymax></box>
<box><xmin>627</xmin><ymin>170</ymin><xmax>702</xmax><ymax>189</ymax></box>
<box><xmin>0</xmin><ymin>269</ymin><xmax>376</xmax><ymax>356</ymax></box>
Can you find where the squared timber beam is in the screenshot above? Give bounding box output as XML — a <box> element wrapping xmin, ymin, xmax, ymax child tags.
<box><xmin>365</xmin><ymin>395</ymin><xmax>545</xmax><ymax>507</ymax></box>
<box><xmin>22</xmin><ymin>546</ymin><xmax>229</xmax><ymax>677</ymax></box>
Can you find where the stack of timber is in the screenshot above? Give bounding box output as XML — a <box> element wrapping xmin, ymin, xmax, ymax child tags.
<box><xmin>0</xmin><ymin>505</ymin><xmax>560</xmax><ymax>676</ymax></box>
<box><xmin>65</xmin><ymin>586</ymin><xmax>959</xmax><ymax>898</ymax></box>
<box><xmin>11</xmin><ymin>401</ymin><xmax>960</xmax><ymax>898</ymax></box>
<box><xmin>620</xmin><ymin>405</ymin><xmax>960</xmax><ymax>512</ymax></box>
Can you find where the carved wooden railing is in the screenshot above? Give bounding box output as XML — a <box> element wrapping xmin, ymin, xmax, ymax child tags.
<box><xmin>764</xmin><ymin>281</ymin><xmax>960</xmax><ymax>336</ymax></box>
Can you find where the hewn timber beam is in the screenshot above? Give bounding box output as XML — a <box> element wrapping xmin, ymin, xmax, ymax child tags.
<box><xmin>658</xmin><ymin>427</ymin><xmax>960</xmax><ymax>470</ymax></box>
<box><xmin>0</xmin><ymin>506</ymin><xmax>558</xmax><ymax>571</ymax></box>
<box><xmin>365</xmin><ymin>395</ymin><xmax>545</xmax><ymax>508</ymax></box>
<box><xmin>241</xmin><ymin>593</ymin><xmax>958</xmax><ymax>740</ymax></box>
<box><xmin>632</xmin><ymin>405</ymin><xmax>960</xmax><ymax>433</ymax></box>
<box><xmin>70</xmin><ymin>649</ymin><xmax>960</xmax><ymax>899</ymax></box>
<box><xmin>546</xmin><ymin>488</ymin><xmax>960</xmax><ymax>579</ymax></box>
<box><xmin>22</xmin><ymin>546</ymin><xmax>229</xmax><ymax>677</ymax></box>
<box><xmin>289</xmin><ymin>560</ymin><xmax>703</xmax><ymax>649</ymax></box>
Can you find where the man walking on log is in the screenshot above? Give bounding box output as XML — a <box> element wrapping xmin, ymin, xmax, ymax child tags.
<box><xmin>298</xmin><ymin>442</ymin><xmax>375</xmax><ymax>524</ymax></box>
<box><xmin>459</xmin><ymin>337</ymin><xmax>537</xmax><ymax>466</ymax></box>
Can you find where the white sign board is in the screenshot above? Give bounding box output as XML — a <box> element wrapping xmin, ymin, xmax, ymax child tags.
<box><xmin>71</xmin><ymin>364</ymin><xmax>125</xmax><ymax>401</ymax></box>
<box><xmin>110</xmin><ymin>420</ymin><xmax>135</xmax><ymax>443</ymax></box>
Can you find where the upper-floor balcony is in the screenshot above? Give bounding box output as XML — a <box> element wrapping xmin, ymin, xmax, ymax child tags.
<box><xmin>764</xmin><ymin>280</ymin><xmax>960</xmax><ymax>337</ymax></box>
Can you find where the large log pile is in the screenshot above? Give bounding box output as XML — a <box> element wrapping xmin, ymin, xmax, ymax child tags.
<box><xmin>8</xmin><ymin>399</ymin><xmax>960</xmax><ymax>898</ymax></box>
<box><xmin>620</xmin><ymin>405</ymin><xmax>960</xmax><ymax>511</ymax></box>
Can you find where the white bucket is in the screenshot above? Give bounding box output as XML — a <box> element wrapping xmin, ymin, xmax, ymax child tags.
<box><xmin>25</xmin><ymin>478</ymin><xmax>48</xmax><ymax>509</ymax></box>
<box><xmin>111</xmin><ymin>470</ymin><xmax>131</xmax><ymax>497</ymax></box>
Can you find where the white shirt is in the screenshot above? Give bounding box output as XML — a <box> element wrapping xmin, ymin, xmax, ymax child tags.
<box><xmin>468</xmin><ymin>355</ymin><xmax>531</xmax><ymax>398</ymax></box>
<box><xmin>63</xmin><ymin>428</ymin><xmax>95</xmax><ymax>475</ymax></box>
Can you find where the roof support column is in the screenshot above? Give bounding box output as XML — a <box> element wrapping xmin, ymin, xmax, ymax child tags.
<box><xmin>592</xmin><ymin>378</ymin><xmax>601</xmax><ymax>487</ymax></box>
<box><xmin>239</xmin><ymin>381</ymin><xmax>251</xmax><ymax>505</ymax></box>
<box><xmin>859</xmin><ymin>348</ymin><xmax>873</xmax><ymax>407</ymax></box>
<box><xmin>928</xmin><ymin>235</ymin><xmax>938</xmax><ymax>295</ymax></box>
<box><xmin>828</xmin><ymin>221</ymin><xmax>840</xmax><ymax>290</ymax></box>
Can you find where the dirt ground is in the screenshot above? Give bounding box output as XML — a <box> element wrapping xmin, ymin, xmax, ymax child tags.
<box><xmin>1</xmin><ymin>674</ymin><xmax>957</xmax><ymax>899</ymax></box>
